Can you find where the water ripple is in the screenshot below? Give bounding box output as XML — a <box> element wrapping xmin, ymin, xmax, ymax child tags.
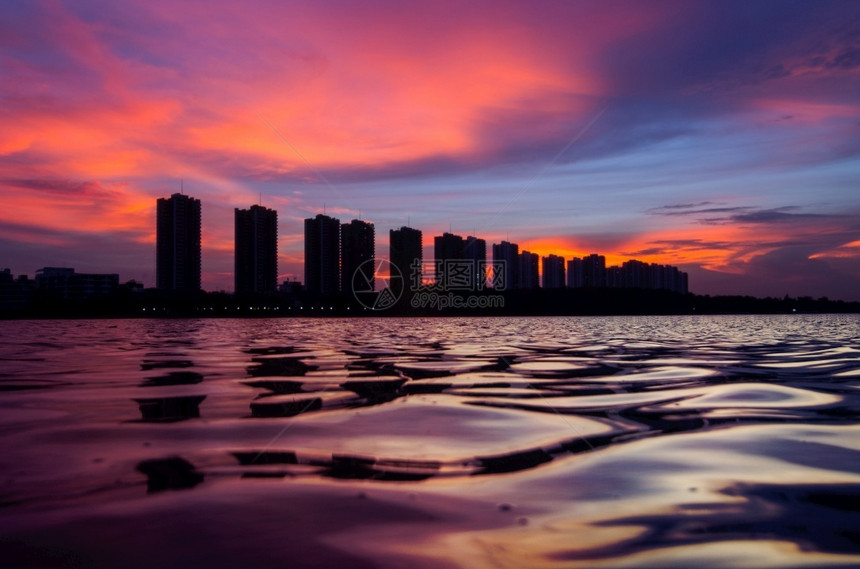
<box><xmin>0</xmin><ymin>315</ymin><xmax>858</xmax><ymax>568</ymax></box>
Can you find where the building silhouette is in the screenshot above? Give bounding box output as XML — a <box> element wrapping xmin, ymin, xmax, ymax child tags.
<box><xmin>0</xmin><ymin>269</ymin><xmax>33</xmax><ymax>311</ymax></box>
<box><xmin>465</xmin><ymin>235</ymin><xmax>487</xmax><ymax>289</ymax></box>
<box><xmin>583</xmin><ymin>254</ymin><xmax>606</xmax><ymax>288</ymax></box>
<box><xmin>304</xmin><ymin>213</ymin><xmax>341</xmax><ymax>296</ymax></box>
<box><xmin>390</xmin><ymin>226</ymin><xmax>422</xmax><ymax>289</ymax></box>
<box><xmin>145</xmin><ymin>195</ymin><xmax>689</xmax><ymax>299</ymax></box>
<box><xmin>35</xmin><ymin>267</ymin><xmax>119</xmax><ymax>300</ymax></box>
<box><xmin>434</xmin><ymin>232</ymin><xmax>465</xmax><ymax>287</ymax></box>
<box><xmin>234</xmin><ymin>205</ymin><xmax>278</xmax><ymax>296</ymax></box>
<box><xmin>434</xmin><ymin>232</ymin><xmax>464</xmax><ymax>261</ymax></box>
<box><xmin>597</xmin><ymin>260</ymin><xmax>688</xmax><ymax>293</ymax></box>
<box><xmin>542</xmin><ymin>254</ymin><xmax>566</xmax><ymax>289</ymax></box>
<box><xmin>568</xmin><ymin>253</ymin><xmax>606</xmax><ymax>288</ymax></box>
<box><xmin>341</xmin><ymin>219</ymin><xmax>375</xmax><ymax>297</ymax></box>
<box><xmin>492</xmin><ymin>241</ymin><xmax>519</xmax><ymax>290</ymax></box>
<box><xmin>156</xmin><ymin>193</ymin><xmax>201</xmax><ymax>292</ymax></box>
<box><xmin>567</xmin><ymin>257</ymin><xmax>583</xmax><ymax>288</ymax></box>
<box><xmin>519</xmin><ymin>250</ymin><xmax>540</xmax><ymax>289</ymax></box>
<box><xmin>610</xmin><ymin>259</ymin><xmax>688</xmax><ymax>293</ymax></box>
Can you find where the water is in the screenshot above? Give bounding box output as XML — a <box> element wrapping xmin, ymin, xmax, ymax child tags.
<box><xmin>0</xmin><ymin>315</ymin><xmax>858</xmax><ymax>568</ymax></box>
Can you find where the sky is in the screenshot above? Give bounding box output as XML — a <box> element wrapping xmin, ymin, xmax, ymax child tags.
<box><xmin>1</xmin><ymin>0</ymin><xmax>859</xmax><ymax>300</ymax></box>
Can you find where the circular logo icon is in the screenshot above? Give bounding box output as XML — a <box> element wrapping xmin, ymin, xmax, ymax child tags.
<box><xmin>352</xmin><ymin>259</ymin><xmax>403</xmax><ymax>310</ymax></box>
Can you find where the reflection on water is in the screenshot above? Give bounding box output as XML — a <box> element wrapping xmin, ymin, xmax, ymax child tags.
<box><xmin>137</xmin><ymin>456</ymin><xmax>204</xmax><ymax>492</ymax></box>
<box><xmin>134</xmin><ymin>395</ymin><xmax>206</xmax><ymax>421</ymax></box>
<box><xmin>0</xmin><ymin>315</ymin><xmax>858</xmax><ymax>568</ymax></box>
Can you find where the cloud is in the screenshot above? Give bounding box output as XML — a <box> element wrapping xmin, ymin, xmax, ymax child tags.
<box><xmin>726</xmin><ymin>245</ymin><xmax>860</xmax><ymax>300</ymax></box>
<box><xmin>1</xmin><ymin>178</ymin><xmax>121</xmax><ymax>198</ymax></box>
<box><xmin>647</xmin><ymin>204</ymin><xmax>752</xmax><ymax>217</ymax></box>
<box><xmin>811</xmin><ymin>239</ymin><xmax>860</xmax><ymax>260</ymax></box>
<box><xmin>622</xmin><ymin>238</ymin><xmax>739</xmax><ymax>257</ymax></box>
<box><xmin>647</xmin><ymin>203</ymin><xmax>849</xmax><ymax>227</ymax></box>
<box><xmin>649</xmin><ymin>201</ymin><xmax>715</xmax><ymax>211</ymax></box>
<box><xmin>726</xmin><ymin>207</ymin><xmax>837</xmax><ymax>224</ymax></box>
<box><xmin>679</xmin><ymin>2</ymin><xmax>860</xmax><ymax>94</ymax></box>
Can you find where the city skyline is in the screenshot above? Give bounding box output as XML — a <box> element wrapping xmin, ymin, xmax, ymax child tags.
<box><xmin>198</xmin><ymin>196</ymin><xmax>691</xmax><ymax>296</ymax></box>
<box><xmin>2</xmin><ymin>190</ymin><xmax>693</xmax><ymax>297</ymax></box>
<box><xmin>1</xmin><ymin>1</ymin><xmax>859</xmax><ymax>300</ymax></box>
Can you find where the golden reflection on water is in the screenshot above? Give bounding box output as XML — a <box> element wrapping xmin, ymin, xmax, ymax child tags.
<box><xmin>419</xmin><ymin>424</ymin><xmax>860</xmax><ymax>567</ymax></box>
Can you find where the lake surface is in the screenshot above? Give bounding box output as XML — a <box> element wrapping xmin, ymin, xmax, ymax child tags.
<box><xmin>1</xmin><ymin>315</ymin><xmax>858</xmax><ymax>568</ymax></box>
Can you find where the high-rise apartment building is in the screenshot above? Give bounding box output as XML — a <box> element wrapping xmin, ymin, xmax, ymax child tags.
<box><xmin>234</xmin><ymin>205</ymin><xmax>278</xmax><ymax>296</ymax></box>
<box><xmin>492</xmin><ymin>240</ymin><xmax>519</xmax><ymax>290</ymax></box>
<box><xmin>434</xmin><ymin>232</ymin><xmax>464</xmax><ymax>262</ymax></box>
<box><xmin>568</xmin><ymin>253</ymin><xmax>606</xmax><ymax>288</ymax></box>
<box><xmin>464</xmin><ymin>235</ymin><xmax>487</xmax><ymax>289</ymax></box>
<box><xmin>519</xmin><ymin>250</ymin><xmax>540</xmax><ymax>289</ymax></box>
<box><xmin>434</xmin><ymin>232</ymin><xmax>465</xmax><ymax>287</ymax></box>
<box><xmin>156</xmin><ymin>193</ymin><xmax>201</xmax><ymax>292</ymax></box>
<box><xmin>542</xmin><ymin>254</ymin><xmax>566</xmax><ymax>289</ymax></box>
<box><xmin>390</xmin><ymin>226</ymin><xmax>422</xmax><ymax>289</ymax></box>
<box><xmin>304</xmin><ymin>214</ymin><xmax>341</xmax><ymax>296</ymax></box>
<box><xmin>583</xmin><ymin>254</ymin><xmax>606</xmax><ymax>288</ymax></box>
<box><xmin>341</xmin><ymin>219</ymin><xmax>375</xmax><ymax>296</ymax></box>
<box><xmin>567</xmin><ymin>257</ymin><xmax>584</xmax><ymax>288</ymax></box>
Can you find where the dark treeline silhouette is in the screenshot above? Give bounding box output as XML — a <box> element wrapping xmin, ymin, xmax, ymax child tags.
<box><xmin>2</xmin><ymin>282</ymin><xmax>857</xmax><ymax>318</ymax></box>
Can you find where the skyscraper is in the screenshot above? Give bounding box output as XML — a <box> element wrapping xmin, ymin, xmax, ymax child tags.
<box><xmin>156</xmin><ymin>193</ymin><xmax>201</xmax><ymax>292</ymax></box>
<box><xmin>492</xmin><ymin>240</ymin><xmax>519</xmax><ymax>290</ymax></box>
<box><xmin>567</xmin><ymin>254</ymin><xmax>606</xmax><ymax>288</ymax></box>
<box><xmin>434</xmin><ymin>232</ymin><xmax>464</xmax><ymax>261</ymax></box>
<box><xmin>304</xmin><ymin>213</ymin><xmax>341</xmax><ymax>296</ymax></box>
<box><xmin>434</xmin><ymin>232</ymin><xmax>464</xmax><ymax>287</ymax></box>
<box><xmin>567</xmin><ymin>257</ymin><xmax>584</xmax><ymax>288</ymax></box>
<box><xmin>583</xmin><ymin>254</ymin><xmax>606</xmax><ymax>288</ymax></box>
<box><xmin>542</xmin><ymin>254</ymin><xmax>566</xmax><ymax>289</ymax></box>
<box><xmin>519</xmin><ymin>250</ymin><xmax>540</xmax><ymax>289</ymax></box>
<box><xmin>464</xmin><ymin>235</ymin><xmax>487</xmax><ymax>289</ymax></box>
<box><xmin>390</xmin><ymin>226</ymin><xmax>422</xmax><ymax>289</ymax></box>
<box><xmin>234</xmin><ymin>205</ymin><xmax>278</xmax><ymax>296</ymax></box>
<box><xmin>340</xmin><ymin>219</ymin><xmax>375</xmax><ymax>297</ymax></box>
<box><xmin>622</xmin><ymin>259</ymin><xmax>649</xmax><ymax>289</ymax></box>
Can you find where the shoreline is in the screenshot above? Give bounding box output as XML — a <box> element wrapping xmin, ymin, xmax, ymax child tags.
<box><xmin>3</xmin><ymin>290</ymin><xmax>859</xmax><ymax>319</ymax></box>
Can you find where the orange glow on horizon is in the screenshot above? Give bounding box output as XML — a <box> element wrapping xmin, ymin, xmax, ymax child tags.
<box><xmin>512</xmin><ymin>220</ymin><xmax>843</xmax><ymax>276</ymax></box>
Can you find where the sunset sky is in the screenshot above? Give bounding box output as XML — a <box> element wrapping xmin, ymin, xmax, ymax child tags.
<box><xmin>1</xmin><ymin>0</ymin><xmax>859</xmax><ymax>299</ymax></box>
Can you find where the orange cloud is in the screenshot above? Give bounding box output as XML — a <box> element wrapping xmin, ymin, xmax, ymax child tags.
<box><xmin>515</xmin><ymin>218</ymin><xmax>851</xmax><ymax>278</ymax></box>
<box><xmin>0</xmin><ymin>0</ymin><xmax>621</xmax><ymax>185</ymax></box>
<box><xmin>810</xmin><ymin>239</ymin><xmax>860</xmax><ymax>260</ymax></box>
<box><xmin>0</xmin><ymin>180</ymin><xmax>154</xmax><ymax>239</ymax></box>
